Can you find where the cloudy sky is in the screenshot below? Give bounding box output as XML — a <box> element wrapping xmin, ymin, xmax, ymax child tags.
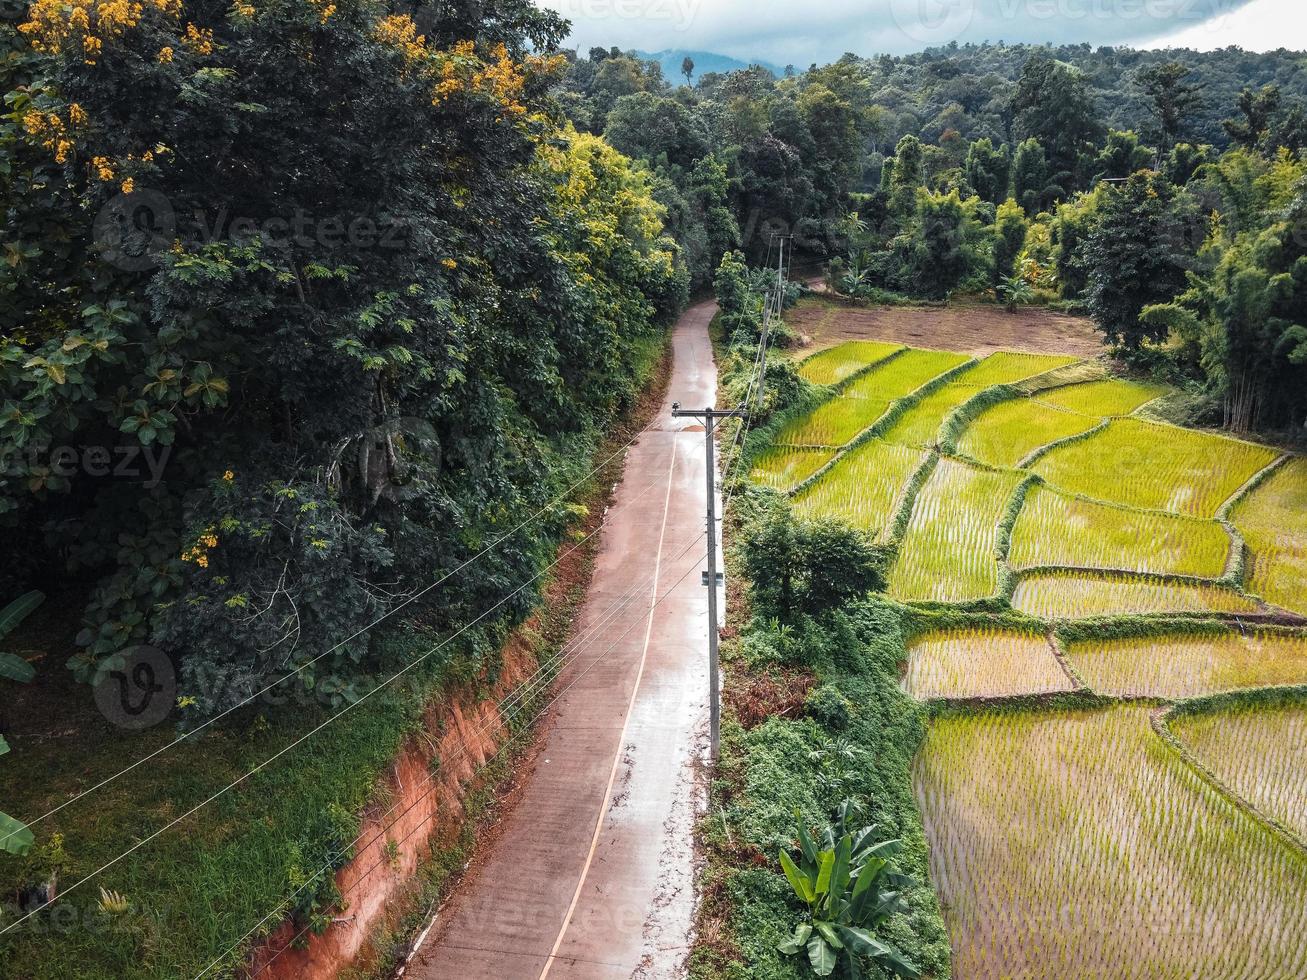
<box><xmin>538</xmin><ymin>0</ymin><xmax>1300</xmax><ymax>67</ymax></box>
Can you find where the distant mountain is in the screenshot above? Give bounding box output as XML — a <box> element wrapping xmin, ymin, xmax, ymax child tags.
<box><xmin>634</xmin><ymin>49</ymin><xmax>786</xmax><ymax>85</ymax></box>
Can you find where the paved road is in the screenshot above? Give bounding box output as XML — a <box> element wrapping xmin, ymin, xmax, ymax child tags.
<box><xmin>407</xmin><ymin>300</ymin><xmax>718</xmax><ymax>980</ymax></box>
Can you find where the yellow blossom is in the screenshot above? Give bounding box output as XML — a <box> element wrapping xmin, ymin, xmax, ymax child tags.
<box><xmin>68</xmin><ymin>103</ymin><xmax>88</xmax><ymax>125</ymax></box>
<box><xmin>374</xmin><ymin>14</ymin><xmax>425</xmax><ymax>63</ymax></box>
<box><xmin>222</xmin><ymin>470</ymin><xmax>234</xmax><ymax>481</ymax></box>
<box><xmin>440</xmin><ymin>258</ymin><xmax>457</xmax><ymax>270</ymax></box>
<box><xmin>157</xmin><ymin>44</ymin><xmax>173</xmax><ymax>62</ymax></box>
<box><xmin>91</xmin><ymin>155</ymin><xmax>114</xmax><ymax>181</ymax></box>
<box><xmin>181</xmin><ymin>22</ymin><xmax>212</xmax><ymax>55</ymax></box>
<box><xmin>120</xmin><ymin>177</ymin><xmax>134</xmax><ymax>194</ymax></box>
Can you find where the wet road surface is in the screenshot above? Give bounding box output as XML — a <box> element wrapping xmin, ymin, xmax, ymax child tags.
<box><xmin>407</xmin><ymin>299</ymin><xmax>718</xmax><ymax>979</ymax></box>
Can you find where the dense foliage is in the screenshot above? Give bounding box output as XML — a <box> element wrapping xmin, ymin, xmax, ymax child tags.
<box><xmin>1</xmin><ymin>0</ymin><xmax>684</xmax><ymax>716</ymax></box>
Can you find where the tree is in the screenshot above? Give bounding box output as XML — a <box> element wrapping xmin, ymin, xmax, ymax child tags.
<box><xmin>1092</xmin><ymin>130</ymin><xmax>1154</xmax><ymax>182</ymax></box>
<box><xmin>1083</xmin><ymin>171</ymin><xmax>1194</xmax><ymax>349</ymax></box>
<box><xmin>739</xmin><ymin>502</ymin><xmax>884</xmax><ymax>620</ymax></box>
<box><xmin>993</xmin><ymin>198</ymin><xmax>1028</xmax><ymax>286</ymax></box>
<box><xmin>965</xmin><ymin>137</ymin><xmax>1010</xmax><ymax>204</ymax></box>
<box><xmin>1011</xmin><ymin>55</ymin><xmax>1103</xmax><ymax>191</ymax></box>
<box><xmin>681</xmin><ymin>56</ymin><xmax>695</xmax><ymax>86</ymax></box>
<box><xmin>2</xmin><ymin>0</ymin><xmax>683</xmax><ymax>715</ymax></box>
<box><xmin>1138</xmin><ymin>61</ymin><xmax>1204</xmax><ymax>156</ymax></box>
<box><xmin>1011</xmin><ymin>138</ymin><xmax>1049</xmax><ymax>215</ymax></box>
<box><xmin>1224</xmin><ymin>85</ymin><xmax>1282</xmax><ymax>151</ymax></box>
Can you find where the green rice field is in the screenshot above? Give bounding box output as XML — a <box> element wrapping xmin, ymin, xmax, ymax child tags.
<box><xmin>1030</xmin><ymin>417</ymin><xmax>1279</xmax><ymax>518</ymax></box>
<box><xmin>1172</xmin><ymin>702</ymin><xmax>1307</xmax><ymax>839</ymax></box>
<box><xmin>752</xmin><ymin>334</ymin><xmax>1307</xmax><ymax>980</ymax></box>
<box><xmin>887</xmin><ymin>459</ymin><xmax>1023</xmax><ymax>603</ymax></box>
<box><xmin>747</xmin><ymin>446</ymin><xmax>835</xmax><ymax>491</ymax></box>
<box><xmin>915</xmin><ymin>705</ymin><xmax>1307</xmax><ymax>979</ymax></box>
<box><xmin>792</xmin><ymin>439</ymin><xmax>924</xmax><ymax>537</ymax></box>
<box><xmin>1231</xmin><ymin>457</ymin><xmax>1307</xmax><ymax>616</ymax></box>
<box><xmin>1064</xmin><ymin>631</ymin><xmax>1307</xmax><ymax>699</ymax></box>
<box><xmin>1011</xmin><ymin>571</ymin><xmax>1262</xmax><ymax>619</ymax></box>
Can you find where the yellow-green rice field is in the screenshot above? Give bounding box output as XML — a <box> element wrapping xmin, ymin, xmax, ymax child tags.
<box><xmin>1010</xmin><ymin>571</ymin><xmax>1262</xmax><ymax>619</ymax></box>
<box><xmin>792</xmin><ymin>439</ymin><xmax>924</xmax><ymax>537</ymax></box>
<box><xmin>915</xmin><ymin>705</ymin><xmax>1307</xmax><ymax>979</ymax></box>
<box><xmin>796</xmin><ymin>339</ymin><xmax>903</xmax><ymax>386</ymax></box>
<box><xmin>956</xmin><ymin>398</ymin><xmax>1100</xmax><ymax>468</ymax></box>
<box><xmin>1030</xmin><ymin>417</ymin><xmax>1279</xmax><ymax>519</ymax></box>
<box><xmin>902</xmin><ymin>628</ymin><xmax>1075</xmax><ymax>700</ymax></box>
<box><xmin>887</xmin><ymin>459</ymin><xmax>1023</xmax><ymax>603</ymax></box>
<box><xmin>1231</xmin><ymin>457</ymin><xmax>1307</xmax><ymax>616</ymax></box>
<box><xmin>1171</xmin><ymin>702</ymin><xmax>1307</xmax><ymax>839</ymax></box>
<box><xmin>1064</xmin><ymin>631</ymin><xmax>1307</xmax><ymax>699</ymax></box>
<box><xmin>1007</xmin><ymin>485</ymin><xmax>1231</xmax><ymax>579</ymax></box>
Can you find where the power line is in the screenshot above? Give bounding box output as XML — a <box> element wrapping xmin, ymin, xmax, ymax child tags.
<box><xmin>1</xmin><ymin>420</ymin><xmax>657</xmax><ymax>852</ymax></box>
<box><xmin>194</xmin><ymin>340</ymin><xmax>771</xmax><ymax>978</ymax></box>
<box><xmin>0</xmin><ymin>464</ymin><xmax>677</xmax><ymax>938</ymax></box>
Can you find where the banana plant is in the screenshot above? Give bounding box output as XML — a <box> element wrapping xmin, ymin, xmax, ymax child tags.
<box><xmin>1</xmin><ymin>591</ymin><xmax>43</xmax><ymax>856</ymax></box>
<box><xmin>1</xmin><ymin>736</ymin><xmax>34</xmax><ymax>856</ymax></box>
<box><xmin>0</xmin><ymin>591</ymin><xmax>44</xmax><ymax>683</ymax></box>
<box><xmin>777</xmin><ymin>802</ymin><xmax>920</xmax><ymax>979</ymax></box>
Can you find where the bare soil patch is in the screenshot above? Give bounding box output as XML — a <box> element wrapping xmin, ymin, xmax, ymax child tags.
<box><xmin>789</xmin><ymin>296</ymin><xmax>1103</xmax><ymax>359</ymax></box>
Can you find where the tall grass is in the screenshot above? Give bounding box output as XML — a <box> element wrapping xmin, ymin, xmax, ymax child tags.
<box><xmin>1231</xmin><ymin>457</ymin><xmax>1307</xmax><ymax>616</ymax></box>
<box><xmin>1008</xmin><ymin>485</ymin><xmax>1231</xmax><ymax>579</ymax></box>
<box><xmin>1010</xmin><ymin>571</ymin><xmax>1261</xmax><ymax>619</ymax></box>
<box><xmin>916</xmin><ymin>705</ymin><xmax>1307</xmax><ymax>979</ymax></box>
<box><xmin>902</xmin><ymin>627</ymin><xmax>1074</xmax><ymax>700</ymax></box>
<box><xmin>1065</xmin><ymin>631</ymin><xmax>1307</xmax><ymax>698</ymax></box>
<box><xmin>887</xmin><ymin>459</ymin><xmax>1023</xmax><ymax>603</ymax></box>
<box><xmin>792</xmin><ymin>439</ymin><xmax>925</xmax><ymax>537</ymax></box>
<box><xmin>1031</xmin><ymin>417</ymin><xmax>1279</xmax><ymax>519</ymax></box>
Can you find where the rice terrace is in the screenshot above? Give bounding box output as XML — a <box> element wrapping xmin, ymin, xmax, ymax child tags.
<box><xmin>744</xmin><ymin>295</ymin><xmax>1307</xmax><ymax>978</ymax></box>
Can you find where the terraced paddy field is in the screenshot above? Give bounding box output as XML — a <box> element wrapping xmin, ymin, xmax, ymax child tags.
<box><xmin>915</xmin><ymin>705</ymin><xmax>1307</xmax><ymax>979</ymax></box>
<box><xmin>746</xmin><ymin>446</ymin><xmax>835</xmax><ymax>491</ymax></box>
<box><xmin>1171</xmin><ymin>701</ymin><xmax>1307</xmax><ymax>840</ymax></box>
<box><xmin>1032</xmin><ymin>378</ymin><xmax>1167</xmax><ymax>416</ymax></box>
<box><xmin>1065</xmin><ymin>631</ymin><xmax>1307</xmax><ymax>699</ymax></box>
<box><xmin>1011</xmin><ymin>571</ymin><xmax>1262</xmax><ymax>619</ymax></box>
<box><xmin>792</xmin><ymin>438</ymin><xmax>924</xmax><ymax>536</ymax></box>
<box><xmin>957</xmin><ymin>398</ymin><xmax>1101</xmax><ymax>468</ymax></box>
<box><xmin>902</xmin><ymin>628</ymin><xmax>1075</xmax><ymax>700</ymax></box>
<box><xmin>750</xmin><ymin>331</ymin><xmax>1307</xmax><ymax>978</ymax></box>
<box><xmin>1231</xmin><ymin>457</ymin><xmax>1307</xmax><ymax>616</ymax></box>
<box><xmin>886</xmin><ymin>459</ymin><xmax>1023</xmax><ymax>603</ymax></box>
<box><xmin>1008</xmin><ymin>485</ymin><xmax>1231</xmax><ymax>579</ymax></box>
<box><xmin>796</xmin><ymin>339</ymin><xmax>902</xmax><ymax>386</ymax></box>
<box><xmin>1030</xmin><ymin>417</ymin><xmax>1280</xmax><ymax>518</ymax></box>
<box><xmin>882</xmin><ymin>352</ymin><xmax>1080</xmax><ymax>449</ymax></box>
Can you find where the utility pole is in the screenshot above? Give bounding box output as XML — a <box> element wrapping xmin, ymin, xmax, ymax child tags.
<box><xmin>671</xmin><ymin>402</ymin><xmax>743</xmax><ymax>760</ymax></box>
<box><xmin>755</xmin><ymin>235</ymin><xmax>790</xmax><ymax>415</ymax></box>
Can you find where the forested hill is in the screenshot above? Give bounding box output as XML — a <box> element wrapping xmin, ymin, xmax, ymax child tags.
<box><xmin>849</xmin><ymin>43</ymin><xmax>1307</xmax><ymax>153</ymax></box>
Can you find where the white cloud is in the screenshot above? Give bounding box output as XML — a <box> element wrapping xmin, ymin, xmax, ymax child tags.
<box><xmin>1143</xmin><ymin>0</ymin><xmax>1305</xmax><ymax>51</ymax></box>
<box><xmin>538</xmin><ymin>0</ymin><xmax>1275</xmax><ymax>66</ymax></box>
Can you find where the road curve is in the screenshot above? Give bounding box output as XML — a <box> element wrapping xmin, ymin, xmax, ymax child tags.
<box><xmin>407</xmin><ymin>299</ymin><xmax>718</xmax><ymax>979</ymax></box>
